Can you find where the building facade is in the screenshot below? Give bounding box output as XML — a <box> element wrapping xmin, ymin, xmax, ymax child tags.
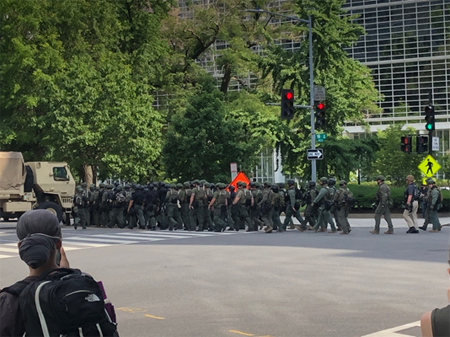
<box><xmin>342</xmin><ymin>0</ymin><xmax>450</xmax><ymax>159</ymax></box>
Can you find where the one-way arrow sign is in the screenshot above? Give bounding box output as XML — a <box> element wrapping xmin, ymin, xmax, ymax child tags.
<box><xmin>307</xmin><ymin>148</ymin><xmax>324</xmax><ymax>160</ymax></box>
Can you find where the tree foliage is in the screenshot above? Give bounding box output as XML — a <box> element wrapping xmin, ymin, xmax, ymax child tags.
<box><xmin>0</xmin><ymin>0</ymin><xmax>170</xmax><ymax>182</ymax></box>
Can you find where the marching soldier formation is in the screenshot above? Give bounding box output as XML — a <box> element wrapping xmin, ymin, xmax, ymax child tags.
<box><xmin>71</xmin><ymin>176</ymin><xmax>443</xmax><ymax>235</ymax></box>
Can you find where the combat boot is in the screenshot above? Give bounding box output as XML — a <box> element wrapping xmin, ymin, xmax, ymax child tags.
<box><xmin>384</xmin><ymin>229</ymin><xmax>394</xmax><ymax>234</ymax></box>
<box><xmin>264</xmin><ymin>227</ymin><xmax>273</xmax><ymax>233</ymax></box>
<box><xmin>295</xmin><ymin>226</ymin><xmax>305</xmax><ymax>232</ymax></box>
<box><xmin>369</xmin><ymin>229</ymin><xmax>379</xmax><ymax>234</ymax></box>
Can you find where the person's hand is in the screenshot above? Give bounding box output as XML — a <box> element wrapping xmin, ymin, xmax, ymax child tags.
<box><xmin>59</xmin><ymin>246</ymin><xmax>70</xmax><ymax>268</ymax></box>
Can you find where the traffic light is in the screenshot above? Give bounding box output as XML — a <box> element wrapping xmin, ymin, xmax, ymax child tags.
<box><xmin>315</xmin><ymin>102</ymin><xmax>325</xmax><ymax>128</ymax></box>
<box><xmin>400</xmin><ymin>136</ymin><xmax>412</xmax><ymax>153</ymax></box>
<box><xmin>416</xmin><ymin>135</ymin><xmax>428</xmax><ymax>154</ymax></box>
<box><xmin>281</xmin><ymin>89</ymin><xmax>295</xmax><ymax>119</ymax></box>
<box><xmin>424</xmin><ymin>105</ymin><xmax>435</xmax><ymax>131</ymax></box>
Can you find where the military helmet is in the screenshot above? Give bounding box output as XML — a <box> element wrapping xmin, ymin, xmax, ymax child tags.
<box><xmin>229</xmin><ymin>185</ymin><xmax>235</xmax><ymax>190</ymax></box>
<box><xmin>328</xmin><ymin>178</ymin><xmax>336</xmax><ymax>186</ymax></box>
<box><xmin>271</xmin><ymin>184</ymin><xmax>279</xmax><ymax>192</ymax></box>
<box><xmin>254</xmin><ymin>182</ymin><xmax>260</xmax><ymax>188</ymax></box>
<box><xmin>320</xmin><ymin>177</ymin><xmax>328</xmax><ymax>184</ymax></box>
<box><xmin>76</xmin><ymin>186</ymin><xmax>83</xmax><ymax>192</ymax></box>
<box><xmin>107</xmin><ymin>184</ymin><xmax>113</xmax><ymax>189</ymax></box>
<box><xmin>192</xmin><ymin>179</ymin><xmax>199</xmax><ymax>185</ymax></box>
<box><xmin>249</xmin><ymin>182</ymin><xmax>255</xmax><ymax>188</ymax></box>
<box><xmin>183</xmin><ymin>182</ymin><xmax>190</xmax><ymax>188</ymax></box>
<box><xmin>204</xmin><ymin>182</ymin><xmax>210</xmax><ymax>188</ymax></box>
<box><xmin>376</xmin><ymin>175</ymin><xmax>385</xmax><ymax>181</ymax></box>
<box><xmin>426</xmin><ymin>178</ymin><xmax>435</xmax><ymax>184</ymax></box>
<box><xmin>124</xmin><ymin>184</ymin><xmax>130</xmax><ymax>189</ymax></box>
<box><xmin>176</xmin><ymin>183</ymin><xmax>183</xmax><ymax>189</ymax></box>
<box><xmin>308</xmin><ymin>181</ymin><xmax>316</xmax><ymax>188</ymax></box>
<box><xmin>99</xmin><ymin>183</ymin><xmax>105</xmax><ymax>188</ymax></box>
<box><xmin>339</xmin><ymin>180</ymin><xmax>347</xmax><ymax>186</ymax></box>
<box><xmin>264</xmin><ymin>181</ymin><xmax>272</xmax><ymax>187</ymax></box>
<box><xmin>287</xmin><ymin>179</ymin><xmax>295</xmax><ymax>186</ymax></box>
<box><xmin>116</xmin><ymin>185</ymin><xmax>123</xmax><ymax>191</ymax></box>
<box><xmin>81</xmin><ymin>182</ymin><xmax>87</xmax><ymax>187</ymax></box>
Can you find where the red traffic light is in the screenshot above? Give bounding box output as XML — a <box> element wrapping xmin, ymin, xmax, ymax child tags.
<box><xmin>285</xmin><ymin>92</ymin><xmax>293</xmax><ymax>100</ymax></box>
<box><xmin>317</xmin><ymin>102</ymin><xmax>325</xmax><ymax>110</ymax></box>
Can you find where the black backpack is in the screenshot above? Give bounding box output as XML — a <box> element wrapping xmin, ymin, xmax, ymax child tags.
<box><xmin>19</xmin><ymin>268</ymin><xmax>117</xmax><ymax>337</ymax></box>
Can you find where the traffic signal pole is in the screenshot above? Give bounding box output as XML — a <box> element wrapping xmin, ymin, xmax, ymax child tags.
<box><xmin>246</xmin><ymin>9</ymin><xmax>316</xmax><ymax>181</ymax></box>
<box><xmin>308</xmin><ymin>16</ymin><xmax>316</xmax><ymax>182</ymax></box>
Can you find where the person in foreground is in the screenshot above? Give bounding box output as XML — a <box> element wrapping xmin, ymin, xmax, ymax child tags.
<box><xmin>0</xmin><ymin>210</ymin><xmax>69</xmax><ymax>336</ymax></box>
<box><xmin>420</xmin><ymin>250</ymin><xmax>450</xmax><ymax>337</ymax></box>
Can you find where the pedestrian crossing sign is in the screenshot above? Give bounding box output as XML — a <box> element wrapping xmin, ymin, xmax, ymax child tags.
<box><xmin>418</xmin><ymin>155</ymin><xmax>441</xmax><ymax>177</ymax></box>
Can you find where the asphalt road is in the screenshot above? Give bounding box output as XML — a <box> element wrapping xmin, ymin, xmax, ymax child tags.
<box><xmin>1</xmin><ymin>215</ymin><xmax>450</xmax><ymax>337</ymax></box>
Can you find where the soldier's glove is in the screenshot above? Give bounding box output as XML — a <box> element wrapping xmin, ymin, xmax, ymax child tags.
<box><xmin>406</xmin><ymin>204</ymin><xmax>412</xmax><ymax>212</ymax></box>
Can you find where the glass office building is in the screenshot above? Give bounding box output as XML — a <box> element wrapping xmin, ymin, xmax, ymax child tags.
<box><xmin>342</xmin><ymin>0</ymin><xmax>449</xmax><ymax>157</ymax></box>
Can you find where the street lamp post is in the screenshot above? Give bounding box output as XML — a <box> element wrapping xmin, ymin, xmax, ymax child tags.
<box><xmin>246</xmin><ymin>9</ymin><xmax>316</xmax><ymax>181</ymax></box>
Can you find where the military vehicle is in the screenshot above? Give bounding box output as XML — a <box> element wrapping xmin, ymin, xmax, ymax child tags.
<box><xmin>0</xmin><ymin>152</ymin><xmax>75</xmax><ymax>223</ymax></box>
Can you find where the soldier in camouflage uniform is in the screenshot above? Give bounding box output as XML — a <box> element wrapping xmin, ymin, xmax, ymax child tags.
<box><xmin>204</xmin><ymin>182</ymin><xmax>215</xmax><ymax>231</ymax></box>
<box><xmin>228</xmin><ymin>185</ymin><xmax>237</xmax><ymax>230</ymax></box>
<box><xmin>208</xmin><ymin>183</ymin><xmax>228</xmax><ymax>232</ymax></box>
<box><xmin>232</xmin><ymin>182</ymin><xmax>253</xmax><ymax>232</ymax></box>
<box><xmin>370</xmin><ymin>175</ymin><xmax>394</xmax><ymax>234</ymax></box>
<box><xmin>189</xmin><ymin>180</ymin><xmax>206</xmax><ymax>231</ymax></box>
<box><xmin>328</xmin><ymin>178</ymin><xmax>341</xmax><ymax>231</ymax></box>
<box><xmin>123</xmin><ymin>184</ymin><xmax>133</xmax><ymax>227</ymax></box>
<box><xmin>109</xmin><ymin>185</ymin><xmax>126</xmax><ymax>228</ymax></box>
<box><xmin>101</xmin><ymin>184</ymin><xmax>113</xmax><ymax>227</ymax></box>
<box><xmin>180</xmin><ymin>182</ymin><xmax>191</xmax><ymax>230</ymax></box>
<box><xmin>258</xmin><ymin>182</ymin><xmax>274</xmax><ymax>233</ymax></box>
<box><xmin>73</xmin><ymin>186</ymin><xmax>87</xmax><ymax>230</ymax></box>
<box><xmin>301</xmin><ymin>181</ymin><xmax>318</xmax><ymax>231</ymax></box>
<box><xmin>333</xmin><ymin>180</ymin><xmax>352</xmax><ymax>234</ymax></box>
<box><xmin>81</xmin><ymin>182</ymin><xmax>91</xmax><ymax>227</ymax></box>
<box><xmin>250</xmin><ymin>182</ymin><xmax>263</xmax><ymax>231</ymax></box>
<box><xmin>283</xmin><ymin>179</ymin><xmax>305</xmax><ymax>231</ymax></box>
<box><xmin>312</xmin><ymin>177</ymin><xmax>336</xmax><ymax>233</ymax></box>
<box><xmin>91</xmin><ymin>184</ymin><xmax>100</xmax><ymax>227</ymax></box>
<box><xmin>145</xmin><ymin>184</ymin><xmax>159</xmax><ymax>230</ymax></box>
<box><xmin>270</xmin><ymin>184</ymin><xmax>283</xmax><ymax>231</ymax></box>
<box><xmin>166</xmin><ymin>184</ymin><xmax>183</xmax><ymax>230</ymax></box>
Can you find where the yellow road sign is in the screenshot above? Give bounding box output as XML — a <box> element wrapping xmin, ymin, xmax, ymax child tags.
<box><xmin>418</xmin><ymin>155</ymin><xmax>441</xmax><ymax>177</ymax></box>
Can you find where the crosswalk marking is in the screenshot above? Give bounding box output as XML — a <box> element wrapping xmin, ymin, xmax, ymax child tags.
<box><xmin>119</xmin><ymin>233</ymin><xmax>198</xmax><ymax>239</ymax></box>
<box><xmin>0</xmin><ymin>230</ymin><xmax>238</xmax><ymax>260</ymax></box>
<box><xmin>0</xmin><ymin>247</ymin><xmax>19</xmax><ymax>253</ymax></box>
<box><xmin>90</xmin><ymin>234</ymin><xmax>165</xmax><ymax>242</ymax></box>
<box><xmin>67</xmin><ymin>236</ymin><xmax>138</xmax><ymax>244</ymax></box>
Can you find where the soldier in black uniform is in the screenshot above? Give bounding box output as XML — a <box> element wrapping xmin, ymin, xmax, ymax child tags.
<box><xmin>128</xmin><ymin>185</ymin><xmax>146</xmax><ymax>229</ymax></box>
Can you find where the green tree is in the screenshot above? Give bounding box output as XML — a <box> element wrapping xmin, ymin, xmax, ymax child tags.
<box><xmin>0</xmin><ymin>0</ymin><xmax>169</xmax><ymax>182</ymax></box>
<box><xmin>256</xmin><ymin>0</ymin><xmax>381</xmax><ymax>175</ymax></box>
<box><xmin>372</xmin><ymin>125</ymin><xmax>421</xmax><ymax>186</ymax></box>
<box><xmin>317</xmin><ymin>136</ymin><xmax>379</xmax><ymax>181</ymax></box>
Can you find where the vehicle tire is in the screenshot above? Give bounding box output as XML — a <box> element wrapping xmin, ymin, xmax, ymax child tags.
<box><xmin>3</xmin><ymin>217</ymin><xmax>10</xmax><ymax>222</ymax></box>
<box><xmin>37</xmin><ymin>202</ymin><xmax>63</xmax><ymax>222</ymax></box>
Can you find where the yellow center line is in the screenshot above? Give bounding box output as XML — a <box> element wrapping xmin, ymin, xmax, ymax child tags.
<box><xmin>229</xmin><ymin>330</ymin><xmax>254</xmax><ymax>336</ymax></box>
<box><xmin>145</xmin><ymin>314</ymin><xmax>165</xmax><ymax>320</ymax></box>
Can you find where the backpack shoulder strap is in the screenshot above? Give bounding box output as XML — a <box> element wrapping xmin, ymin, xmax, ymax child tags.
<box><xmin>1</xmin><ymin>280</ymin><xmax>30</xmax><ymax>297</ymax></box>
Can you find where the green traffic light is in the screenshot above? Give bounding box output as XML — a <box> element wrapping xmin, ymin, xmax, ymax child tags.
<box><xmin>426</xmin><ymin>123</ymin><xmax>433</xmax><ymax>131</ymax></box>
